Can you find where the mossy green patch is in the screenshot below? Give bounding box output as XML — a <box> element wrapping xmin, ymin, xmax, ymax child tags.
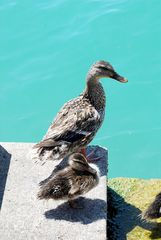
<box><xmin>108</xmin><ymin>178</ymin><xmax>161</xmax><ymax>240</ymax></box>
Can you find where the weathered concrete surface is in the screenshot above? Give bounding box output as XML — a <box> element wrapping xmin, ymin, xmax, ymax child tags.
<box><xmin>0</xmin><ymin>142</ymin><xmax>107</xmax><ymax>240</ymax></box>
<box><xmin>108</xmin><ymin>178</ymin><xmax>161</xmax><ymax>240</ymax></box>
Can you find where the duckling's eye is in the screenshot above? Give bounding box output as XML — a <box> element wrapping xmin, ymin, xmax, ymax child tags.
<box><xmin>74</xmin><ymin>160</ymin><xmax>87</xmax><ymax>167</ymax></box>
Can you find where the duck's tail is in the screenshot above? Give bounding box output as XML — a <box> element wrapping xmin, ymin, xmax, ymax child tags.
<box><xmin>142</xmin><ymin>192</ymin><xmax>161</xmax><ymax>219</ymax></box>
<box><xmin>33</xmin><ymin>139</ymin><xmax>70</xmax><ymax>163</ymax></box>
<box><xmin>37</xmin><ymin>176</ymin><xmax>70</xmax><ymax>200</ymax></box>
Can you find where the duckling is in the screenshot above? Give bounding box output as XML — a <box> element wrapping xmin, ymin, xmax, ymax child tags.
<box><xmin>34</xmin><ymin>60</ymin><xmax>127</xmax><ymax>163</ymax></box>
<box><xmin>37</xmin><ymin>153</ymin><xmax>100</xmax><ymax>208</ymax></box>
<box><xmin>142</xmin><ymin>192</ymin><xmax>161</xmax><ymax>219</ymax></box>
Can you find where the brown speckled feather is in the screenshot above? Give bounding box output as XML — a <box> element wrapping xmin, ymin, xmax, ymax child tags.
<box><xmin>34</xmin><ymin>92</ymin><xmax>105</xmax><ymax>161</ymax></box>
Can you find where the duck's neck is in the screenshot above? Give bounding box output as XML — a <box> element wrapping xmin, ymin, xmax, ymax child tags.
<box><xmin>83</xmin><ymin>75</ymin><xmax>106</xmax><ymax>111</ymax></box>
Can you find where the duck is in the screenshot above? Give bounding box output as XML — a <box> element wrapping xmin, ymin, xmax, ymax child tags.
<box><xmin>142</xmin><ymin>192</ymin><xmax>161</xmax><ymax>219</ymax></box>
<box><xmin>37</xmin><ymin>153</ymin><xmax>100</xmax><ymax>208</ymax></box>
<box><xmin>34</xmin><ymin>60</ymin><xmax>127</xmax><ymax>162</ymax></box>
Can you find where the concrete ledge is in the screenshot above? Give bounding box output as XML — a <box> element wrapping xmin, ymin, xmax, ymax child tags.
<box><xmin>0</xmin><ymin>142</ymin><xmax>107</xmax><ymax>240</ymax></box>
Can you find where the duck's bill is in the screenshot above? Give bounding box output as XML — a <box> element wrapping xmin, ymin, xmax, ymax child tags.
<box><xmin>112</xmin><ymin>72</ymin><xmax>128</xmax><ymax>83</ymax></box>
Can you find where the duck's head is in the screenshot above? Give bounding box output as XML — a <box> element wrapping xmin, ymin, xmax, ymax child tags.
<box><xmin>69</xmin><ymin>153</ymin><xmax>97</xmax><ymax>174</ymax></box>
<box><xmin>87</xmin><ymin>60</ymin><xmax>128</xmax><ymax>83</ymax></box>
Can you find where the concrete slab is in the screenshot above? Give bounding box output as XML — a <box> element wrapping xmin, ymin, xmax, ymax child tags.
<box><xmin>0</xmin><ymin>142</ymin><xmax>107</xmax><ymax>240</ymax></box>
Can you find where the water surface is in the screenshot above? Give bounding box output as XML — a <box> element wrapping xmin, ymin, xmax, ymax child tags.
<box><xmin>0</xmin><ymin>0</ymin><xmax>161</xmax><ymax>178</ymax></box>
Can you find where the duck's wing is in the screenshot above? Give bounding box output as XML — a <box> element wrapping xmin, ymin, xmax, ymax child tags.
<box><xmin>38</xmin><ymin>175</ymin><xmax>71</xmax><ymax>200</ymax></box>
<box><xmin>35</xmin><ymin>98</ymin><xmax>100</xmax><ymax>148</ymax></box>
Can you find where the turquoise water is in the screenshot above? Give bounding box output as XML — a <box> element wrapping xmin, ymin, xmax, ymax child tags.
<box><xmin>1</xmin><ymin>0</ymin><xmax>161</xmax><ymax>179</ymax></box>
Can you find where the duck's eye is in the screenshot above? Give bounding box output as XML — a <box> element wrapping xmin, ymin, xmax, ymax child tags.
<box><xmin>98</xmin><ymin>66</ymin><xmax>108</xmax><ymax>71</ymax></box>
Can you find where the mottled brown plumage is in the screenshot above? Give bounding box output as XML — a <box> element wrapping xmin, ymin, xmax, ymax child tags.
<box><xmin>142</xmin><ymin>192</ymin><xmax>161</xmax><ymax>219</ymax></box>
<box><xmin>37</xmin><ymin>153</ymin><xmax>99</xmax><ymax>207</ymax></box>
<box><xmin>34</xmin><ymin>60</ymin><xmax>127</xmax><ymax>162</ymax></box>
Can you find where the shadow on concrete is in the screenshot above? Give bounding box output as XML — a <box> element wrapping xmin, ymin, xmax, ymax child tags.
<box><xmin>45</xmin><ymin>196</ymin><xmax>106</xmax><ymax>225</ymax></box>
<box><xmin>0</xmin><ymin>145</ymin><xmax>11</xmax><ymax>210</ymax></box>
<box><xmin>107</xmin><ymin>187</ymin><xmax>161</xmax><ymax>240</ymax></box>
<box><xmin>39</xmin><ymin>145</ymin><xmax>107</xmax><ymax>186</ymax></box>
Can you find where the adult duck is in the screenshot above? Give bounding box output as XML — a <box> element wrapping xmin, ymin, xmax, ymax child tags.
<box><xmin>34</xmin><ymin>60</ymin><xmax>127</xmax><ymax>162</ymax></box>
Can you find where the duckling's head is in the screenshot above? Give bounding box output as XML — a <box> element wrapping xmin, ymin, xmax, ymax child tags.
<box><xmin>68</xmin><ymin>153</ymin><xmax>97</xmax><ymax>175</ymax></box>
<box><xmin>87</xmin><ymin>60</ymin><xmax>128</xmax><ymax>83</ymax></box>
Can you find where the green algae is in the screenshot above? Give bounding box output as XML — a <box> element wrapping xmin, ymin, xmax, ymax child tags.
<box><xmin>108</xmin><ymin>178</ymin><xmax>161</xmax><ymax>240</ymax></box>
